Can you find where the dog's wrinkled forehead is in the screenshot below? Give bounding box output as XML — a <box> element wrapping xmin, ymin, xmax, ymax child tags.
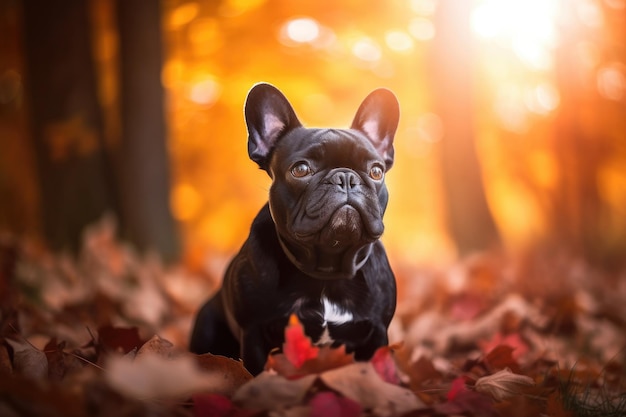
<box><xmin>272</xmin><ymin>128</ymin><xmax>383</xmax><ymax>170</ymax></box>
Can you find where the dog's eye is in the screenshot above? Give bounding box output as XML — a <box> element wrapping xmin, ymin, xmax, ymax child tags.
<box><xmin>369</xmin><ymin>164</ymin><xmax>384</xmax><ymax>181</ymax></box>
<box><xmin>291</xmin><ymin>162</ymin><xmax>311</xmax><ymax>178</ymax></box>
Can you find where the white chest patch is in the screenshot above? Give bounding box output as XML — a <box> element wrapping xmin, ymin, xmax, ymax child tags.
<box><xmin>316</xmin><ymin>297</ymin><xmax>353</xmax><ymax>346</ymax></box>
<box><xmin>321</xmin><ymin>297</ymin><xmax>353</xmax><ymax>325</ymax></box>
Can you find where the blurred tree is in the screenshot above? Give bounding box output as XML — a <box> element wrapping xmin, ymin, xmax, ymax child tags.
<box><xmin>548</xmin><ymin>12</ymin><xmax>624</xmax><ymax>268</ymax></box>
<box><xmin>21</xmin><ymin>0</ymin><xmax>179</xmax><ymax>261</ymax></box>
<box><xmin>22</xmin><ymin>0</ymin><xmax>118</xmax><ymax>253</ymax></box>
<box><xmin>430</xmin><ymin>0</ymin><xmax>501</xmax><ymax>255</ymax></box>
<box><xmin>114</xmin><ymin>0</ymin><xmax>179</xmax><ymax>261</ymax></box>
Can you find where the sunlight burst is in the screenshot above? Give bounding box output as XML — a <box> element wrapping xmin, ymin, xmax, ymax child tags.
<box><xmin>471</xmin><ymin>0</ymin><xmax>559</xmax><ymax>69</ymax></box>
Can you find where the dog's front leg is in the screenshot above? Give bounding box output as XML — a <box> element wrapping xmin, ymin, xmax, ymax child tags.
<box><xmin>353</xmin><ymin>323</ymin><xmax>389</xmax><ymax>361</ymax></box>
<box><xmin>240</xmin><ymin>325</ymin><xmax>271</xmax><ymax>375</ymax></box>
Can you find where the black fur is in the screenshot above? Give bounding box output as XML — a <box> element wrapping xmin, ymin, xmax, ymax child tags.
<box><xmin>190</xmin><ymin>84</ymin><xmax>399</xmax><ymax>375</ymax></box>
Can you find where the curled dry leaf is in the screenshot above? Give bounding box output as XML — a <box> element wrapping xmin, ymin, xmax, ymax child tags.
<box><xmin>232</xmin><ymin>371</ymin><xmax>317</xmax><ymax>411</ymax></box>
<box><xmin>106</xmin><ymin>352</ymin><xmax>225</xmax><ymax>400</ymax></box>
<box><xmin>6</xmin><ymin>339</ymin><xmax>48</xmax><ymax>380</ymax></box>
<box><xmin>320</xmin><ymin>362</ymin><xmax>424</xmax><ymax>416</ymax></box>
<box><xmin>474</xmin><ymin>368</ymin><xmax>535</xmax><ymax>401</ymax></box>
<box><xmin>135</xmin><ymin>334</ymin><xmax>178</xmax><ymax>359</ymax></box>
<box><xmin>195</xmin><ymin>353</ymin><xmax>253</xmax><ymax>397</ymax></box>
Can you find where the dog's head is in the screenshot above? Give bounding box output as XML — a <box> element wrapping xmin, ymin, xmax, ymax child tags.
<box><xmin>244</xmin><ymin>83</ymin><xmax>399</xmax><ymax>280</ymax></box>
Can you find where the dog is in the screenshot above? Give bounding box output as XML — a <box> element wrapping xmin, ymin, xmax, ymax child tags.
<box><xmin>189</xmin><ymin>83</ymin><xmax>399</xmax><ymax>375</ymax></box>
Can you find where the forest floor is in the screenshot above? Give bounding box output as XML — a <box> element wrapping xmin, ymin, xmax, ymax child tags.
<box><xmin>0</xmin><ymin>219</ymin><xmax>625</xmax><ymax>417</ymax></box>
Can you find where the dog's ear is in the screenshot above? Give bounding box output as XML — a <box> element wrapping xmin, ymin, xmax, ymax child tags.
<box><xmin>245</xmin><ymin>83</ymin><xmax>302</xmax><ymax>170</ymax></box>
<box><xmin>351</xmin><ymin>88</ymin><xmax>399</xmax><ymax>170</ymax></box>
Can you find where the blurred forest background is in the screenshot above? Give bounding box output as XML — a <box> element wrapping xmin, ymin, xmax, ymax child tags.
<box><xmin>0</xmin><ymin>0</ymin><xmax>625</xmax><ymax>272</ymax></box>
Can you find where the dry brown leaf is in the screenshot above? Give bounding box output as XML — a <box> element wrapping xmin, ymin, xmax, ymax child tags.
<box><xmin>105</xmin><ymin>352</ymin><xmax>225</xmax><ymax>400</ymax></box>
<box><xmin>195</xmin><ymin>353</ymin><xmax>253</xmax><ymax>396</ymax></box>
<box><xmin>474</xmin><ymin>368</ymin><xmax>535</xmax><ymax>401</ymax></box>
<box><xmin>6</xmin><ymin>339</ymin><xmax>48</xmax><ymax>380</ymax></box>
<box><xmin>232</xmin><ymin>371</ymin><xmax>317</xmax><ymax>411</ymax></box>
<box><xmin>135</xmin><ymin>334</ymin><xmax>179</xmax><ymax>359</ymax></box>
<box><xmin>0</xmin><ymin>342</ymin><xmax>12</xmax><ymax>376</ymax></box>
<box><xmin>320</xmin><ymin>362</ymin><xmax>425</xmax><ymax>416</ymax></box>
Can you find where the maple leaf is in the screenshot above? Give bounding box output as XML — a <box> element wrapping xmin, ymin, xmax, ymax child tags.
<box><xmin>266</xmin><ymin>314</ymin><xmax>354</xmax><ymax>377</ymax></box>
<box><xmin>371</xmin><ymin>345</ymin><xmax>401</xmax><ymax>385</ymax></box>
<box><xmin>283</xmin><ymin>314</ymin><xmax>319</xmax><ymax>368</ymax></box>
<box><xmin>474</xmin><ymin>368</ymin><xmax>535</xmax><ymax>402</ymax></box>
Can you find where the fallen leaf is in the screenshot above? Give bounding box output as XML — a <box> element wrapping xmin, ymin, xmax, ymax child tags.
<box><xmin>480</xmin><ymin>332</ymin><xmax>529</xmax><ymax>362</ymax></box>
<box><xmin>97</xmin><ymin>325</ymin><xmax>144</xmax><ymax>355</ymax></box>
<box><xmin>232</xmin><ymin>371</ymin><xmax>317</xmax><ymax>411</ymax></box>
<box><xmin>436</xmin><ymin>377</ymin><xmax>499</xmax><ymax>416</ymax></box>
<box><xmin>0</xmin><ymin>342</ymin><xmax>12</xmax><ymax>376</ymax></box>
<box><xmin>483</xmin><ymin>344</ymin><xmax>520</xmax><ymax>372</ymax></box>
<box><xmin>284</xmin><ymin>314</ymin><xmax>319</xmax><ymax>368</ymax></box>
<box><xmin>309</xmin><ymin>391</ymin><xmax>362</xmax><ymax>417</ymax></box>
<box><xmin>320</xmin><ymin>362</ymin><xmax>424</xmax><ymax>416</ymax></box>
<box><xmin>195</xmin><ymin>353</ymin><xmax>253</xmax><ymax>396</ymax></box>
<box><xmin>371</xmin><ymin>345</ymin><xmax>401</xmax><ymax>385</ymax></box>
<box><xmin>267</xmin><ymin>343</ymin><xmax>354</xmax><ymax>378</ymax></box>
<box><xmin>474</xmin><ymin>368</ymin><xmax>535</xmax><ymax>401</ymax></box>
<box><xmin>193</xmin><ymin>393</ymin><xmax>254</xmax><ymax>417</ymax></box>
<box><xmin>135</xmin><ymin>334</ymin><xmax>178</xmax><ymax>359</ymax></box>
<box><xmin>6</xmin><ymin>338</ymin><xmax>48</xmax><ymax>380</ymax></box>
<box><xmin>106</xmin><ymin>352</ymin><xmax>225</xmax><ymax>400</ymax></box>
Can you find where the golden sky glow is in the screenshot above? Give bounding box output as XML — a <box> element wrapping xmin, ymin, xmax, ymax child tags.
<box><xmin>160</xmin><ymin>0</ymin><xmax>626</xmax><ymax>265</ymax></box>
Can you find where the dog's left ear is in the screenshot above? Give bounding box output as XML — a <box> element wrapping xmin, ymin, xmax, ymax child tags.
<box><xmin>351</xmin><ymin>88</ymin><xmax>399</xmax><ymax>170</ymax></box>
<box><xmin>245</xmin><ymin>83</ymin><xmax>302</xmax><ymax>171</ymax></box>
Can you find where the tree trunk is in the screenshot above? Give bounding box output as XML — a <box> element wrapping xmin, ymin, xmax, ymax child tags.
<box><xmin>21</xmin><ymin>0</ymin><xmax>118</xmax><ymax>253</ymax></box>
<box><xmin>430</xmin><ymin>0</ymin><xmax>501</xmax><ymax>255</ymax></box>
<box><xmin>115</xmin><ymin>0</ymin><xmax>179</xmax><ymax>261</ymax></box>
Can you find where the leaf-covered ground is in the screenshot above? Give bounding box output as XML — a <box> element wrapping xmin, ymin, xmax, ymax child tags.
<box><xmin>0</xmin><ymin>219</ymin><xmax>624</xmax><ymax>417</ymax></box>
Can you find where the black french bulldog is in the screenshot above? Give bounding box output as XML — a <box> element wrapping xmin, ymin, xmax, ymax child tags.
<box><xmin>189</xmin><ymin>83</ymin><xmax>399</xmax><ymax>375</ymax></box>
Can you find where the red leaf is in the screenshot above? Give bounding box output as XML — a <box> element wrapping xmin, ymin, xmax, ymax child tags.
<box><xmin>447</xmin><ymin>377</ymin><xmax>468</xmax><ymax>401</ymax></box>
<box><xmin>371</xmin><ymin>346</ymin><xmax>400</xmax><ymax>385</ymax></box>
<box><xmin>480</xmin><ymin>332</ymin><xmax>529</xmax><ymax>362</ymax></box>
<box><xmin>485</xmin><ymin>345</ymin><xmax>519</xmax><ymax>372</ymax></box>
<box><xmin>309</xmin><ymin>391</ymin><xmax>362</xmax><ymax>417</ymax></box>
<box><xmin>283</xmin><ymin>314</ymin><xmax>319</xmax><ymax>369</ymax></box>
<box><xmin>97</xmin><ymin>325</ymin><xmax>143</xmax><ymax>354</ymax></box>
<box><xmin>193</xmin><ymin>393</ymin><xmax>254</xmax><ymax>417</ymax></box>
<box><xmin>440</xmin><ymin>376</ymin><xmax>500</xmax><ymax>416</ymax></box>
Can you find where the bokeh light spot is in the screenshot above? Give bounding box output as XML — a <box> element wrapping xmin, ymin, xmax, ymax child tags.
<box><xmin>408</xmin><ymin>18</ymin><xmax>435</xmax><ymax>41</ymax></box>
<box><xmin>172</xmin><ymin>183</ymin><xmax>201</xmax><ymax>221</ymax></box>
<box><xmin>385</xmin><ymin>30</ymin><xmax>415</xmax><ymax>52</ymax></box>
<box><xmin>167</xmin><ymin>2</ymin><xmax>199</xmax><ymax>29</ymax></box>
<box><xmin>597</xmin><ymin>64</ymin><xmax>626</xmax><ymax>101</ymax></box>
<box><xmin>351</xmin><ymin>38</ymin><xmax>382</xmax><ymax>62</ymax></box>
<box><xmin>283</xmin><ymin>17</ymin><xmax>320</xmax><ymax>44</ymax></box>
<box><xmin>189</xmin><ymin>77</ymin><xmax>221</xmax><ymax>105</ymax></box>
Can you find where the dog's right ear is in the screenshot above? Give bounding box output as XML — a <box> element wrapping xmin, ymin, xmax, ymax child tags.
<box><xmin>245</xmin><ymin>83</ymin><xmax>302</xmax><ymax>170</ymax></box>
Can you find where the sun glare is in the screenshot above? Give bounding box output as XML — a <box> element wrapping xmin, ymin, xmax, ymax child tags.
<box><xmin>471</xmin><ymin>0</ymin><xmax>559</xmax><ymax>69</ymax></box>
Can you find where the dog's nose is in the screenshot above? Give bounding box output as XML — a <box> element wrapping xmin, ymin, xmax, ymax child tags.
<box><xmin>331</xmin><ymin>171</ymin><xmax>360</xmax><ymax>191</ymax></box>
